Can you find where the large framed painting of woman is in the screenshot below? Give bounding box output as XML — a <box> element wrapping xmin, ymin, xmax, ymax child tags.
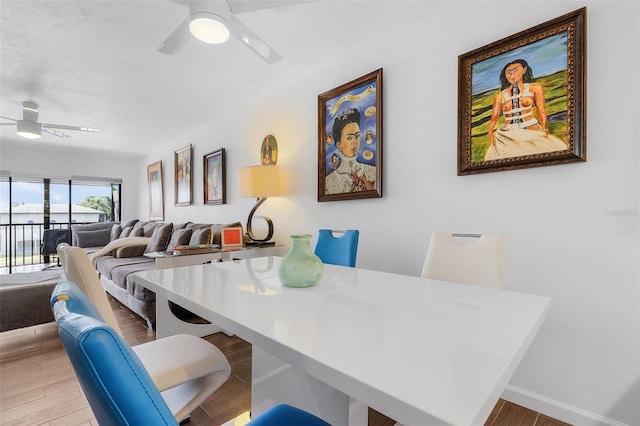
<box><xmin>457</xmin><ymin>8</ymin><xmax>586</xmax><ymax>175</ymax></box>
<box><xmin>318</xmin><ymin>69</ymin><xmax>383</xmax><ymax>202</ymax></box>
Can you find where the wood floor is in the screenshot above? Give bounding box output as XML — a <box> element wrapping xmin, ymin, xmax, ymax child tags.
<box><xmin>0</xmin><ymin>295</ymin><xmax>571</xmax><ymax>426</ymax></box>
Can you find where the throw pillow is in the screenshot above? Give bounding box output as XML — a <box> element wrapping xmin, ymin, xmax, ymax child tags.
<box><xmin>132</xmin><ymin>227</ymin><xmax>145</xmax><ymax>237</ymax></box>
<box><xmin>132</xmin><ymin>221</ymin><xmax>147</xmax><ymax>232</ymax></box>
<box><xmin>166</xmin><ymin>228</ymin><xmax>193</xmax><ymax>249</ymax></box>
<box><xmin>142</xmin><ymin>221</ymin><xmax>161</xmax><ymax>237</ymax></box>
<box><xmin>115</xmin><ymin>245</ymin><xmax>146</xmax><ymax>258</ymax></box>
<box><xmin>174</xmin><ymin>222</ymin><xmax>190</xmax><ymax>230</ymax></box>
<box><xmin>189</xmin><ymin>228</ymin><xmax>212</xmax><ymax>245</ymax></box>
<box><xmin>144</xmin><ymin>222</ymin><xmax>174</xmax><ymax>253</ymax></box>
<box><xmin>186</xmin><ymin>223</ymin><xmax>211</xmax><ymax>230</ymax></box>
<box><xmin>75</xmin><ymin>229</ymin><xmax>112</xmax><ymax>248</ymax></box>
<box><xmin>120</xmin><ymin>226</ymin><xmax>133</xmax><ymax>238</ymax></box>
<box><xmin>110</xmin><ymin>224</ymin><xmax>122</xmax><ymax>241</ymax></box>
<box><xmin>120</xmin><ymin>219</ymin><xmax>138</xmax><ymax>229</ymax></box>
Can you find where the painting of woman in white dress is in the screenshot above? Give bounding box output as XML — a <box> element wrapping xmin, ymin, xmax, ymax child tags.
<box><xmin>484</xmin><ymin>58</ymin><xmax>567</xmax><ymax>160</ymax></box>
<box><xmin>458</xmin><ymin>8</ymin><xmax>586</xmax><ymax>175</ymax></box>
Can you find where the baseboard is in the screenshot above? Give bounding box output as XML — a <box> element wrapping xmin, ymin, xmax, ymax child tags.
<box><xmin>503</xmin><ymin>385</ymin><xmax>630</xmax><ymax>426</ymax></box>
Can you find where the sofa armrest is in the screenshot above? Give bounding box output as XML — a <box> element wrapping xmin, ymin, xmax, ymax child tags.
<box><xmin>89</xmin><ymin>237</ymin><xmax>151</xmax><ymax>264</ymax></box>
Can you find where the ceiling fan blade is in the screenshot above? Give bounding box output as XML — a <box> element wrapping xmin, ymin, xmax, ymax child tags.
<box><xmin>42</xmin><ymin>123</ymin><xmax>99</xmax><ymax>133</ymax></box>
<box><xmin>157</xmin><ymin>17</ymin><xmax>192</xmax><ymax>55</ymax></box>
<box><xmin>0</xmin><ymin>123</ymin><xmax>17</xmax><ymax>126</ymax></box>
<box><xmin>227</xmin><ymin>0</ymin><xmax>317</xmax><ymax>15</ymax></box>
<box><xmin>0</xmin><ymin>116</ymin><xmax>18</xmax><ymax>122</ymax></box>
<box><xmin>228</xmin><ymin>14</ymin><xmax>282</xmax><ymax>64</ymax></box>
<box><xmin>41</xmin><ymin>127</ymin><xmax>70</xmax><ymax>138</ymax></box>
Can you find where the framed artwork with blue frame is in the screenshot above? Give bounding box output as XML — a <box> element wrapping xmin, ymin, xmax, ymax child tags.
<box><xmin>457</xmin><ymin>8</ymin><xmax>586</xmax><ymax>175</ymax></box>
<box><xmin>318</xmin><ymin>69</ymin><xmax>383</xmax><ymax>202</ymax></box>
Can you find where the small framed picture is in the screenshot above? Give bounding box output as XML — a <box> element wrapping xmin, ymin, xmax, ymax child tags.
<box><xmin>221</xmin><ymin>227</ymin><xmax>243</xmax><ymax>247</ymax></box>
<box><xmin>147</xmin><ymin>161</ymin><xmax>164</xmax><ymax>221</ymax></box>
<box><xmin>261</xmin><ymin>135</ymin><xmax>278</xmax><ymax>165</ymax></box>
<box><xmin>203</xmin><ymin>148</ymin><xmax>226</xmax><ymax>205</ymax></box>
<box><xmin>175</xmin><ymin>144</ymin><xmax>193</xmax><ymax>206</ymax></box>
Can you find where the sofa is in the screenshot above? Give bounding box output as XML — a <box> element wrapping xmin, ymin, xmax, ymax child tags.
<box><xmin>72</xmin><ymin>219</ymin><xmax>242</xmax><ymax>329</ymax></box>
<box><xmin>0</xmin><ymin>282</ymin><xmax>57</xmax><ymax>331</ymax></box>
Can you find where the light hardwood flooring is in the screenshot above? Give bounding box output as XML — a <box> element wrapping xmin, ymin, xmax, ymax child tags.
<box><xmin>0</xmin><ymin>295</ymin><xmax>571</xmax><ymax>426</ymax></box>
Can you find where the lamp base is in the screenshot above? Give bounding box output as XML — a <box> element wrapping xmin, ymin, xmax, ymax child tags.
<box><xmin>246</xmin><ymin>197</ymin><xmax>274</xmax><ymax>243</ymax></box>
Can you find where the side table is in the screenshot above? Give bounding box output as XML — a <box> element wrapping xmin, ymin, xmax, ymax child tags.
<box><xmin>145</xmin><ymin>244</ymin><xmax>285</xmax><ymax>270</ymax></box>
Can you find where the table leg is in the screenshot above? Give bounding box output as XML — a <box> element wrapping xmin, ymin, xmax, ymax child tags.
<box><xmin>154</xmin><ymin>293</ymin><xmax>229</xmax><ymax>339</ymax></box>
<box><xmin>251</xmin><ymin>346</ymin><xmax>367</xmax><ymax>426</ymax></box>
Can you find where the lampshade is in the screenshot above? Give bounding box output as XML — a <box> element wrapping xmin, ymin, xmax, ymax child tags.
<box><xmin>16</xmin><ymin>120</ymin><xmax>42</xmax><ymax>139</ymax></box>
<box><xmin>189</xmin><ymin>1</ymin><xmax>230</xmax><ymax>44</ymax></box>
<box><xmin>238</xmin><ymin>165</ymin><xmax>281</xmax><ymax>198</ymax></box>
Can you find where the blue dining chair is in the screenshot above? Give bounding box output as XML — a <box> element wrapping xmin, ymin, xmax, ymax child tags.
<box><xmin>52</xmin><ymin>286</ymin><xmax>330</xmax><ymax>426</ymax></box>
<box><xmin>313</xmin><ymin>229</ymin><xmax>359</xmax><ymax>267</ymax></box>
<box><xmin>51</xmin><ymin>280</ymin><xmax>231</xmax><ymax>423</ymax></box>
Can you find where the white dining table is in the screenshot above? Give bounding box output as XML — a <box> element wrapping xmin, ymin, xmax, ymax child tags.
<box><xmin>131</xmin><ymin>256</ymin><xmax>550</xmax><ymax>426</ymax></box>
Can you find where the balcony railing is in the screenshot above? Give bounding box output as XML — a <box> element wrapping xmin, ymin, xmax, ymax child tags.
<box><xmin>0</xmin><ymin>222</ymin><xmax>95</xmax><ymax>272</ymax></box>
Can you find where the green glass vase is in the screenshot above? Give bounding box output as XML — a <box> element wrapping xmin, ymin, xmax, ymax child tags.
<box><xmin>277</xmin><ymin>234</ymin><xmax>324</xmax><ymax>288</ymax></box>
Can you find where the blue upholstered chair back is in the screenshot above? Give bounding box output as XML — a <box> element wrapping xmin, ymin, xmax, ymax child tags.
<box><xmin>50</xmin><ymin>281</ymin><xmax>104</xmax><ymax>322</ymax></box>
<box><xmin>247</xmin><ymin>404</ymin><xmax>330</xmax><ymax>426</ymax></box>
<box><xmin>56</xmin><ymin>313</ymin><xmax>178</xmax><ymax>425</ymax></box>
<box><xmin>313</xmin><ymin>229</ymin><xmax>359</xmax><ymax>267</ymax></box>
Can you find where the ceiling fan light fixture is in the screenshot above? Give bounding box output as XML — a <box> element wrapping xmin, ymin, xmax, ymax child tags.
<box><xmin>16</xmin><ymin>120</ymin><xmax>42</xmax><ymax>139</ymax></box>
<box><xmin>189</xmin><ymin>12</ymin><xmax>230</xmax><ymax>44</ymax></box>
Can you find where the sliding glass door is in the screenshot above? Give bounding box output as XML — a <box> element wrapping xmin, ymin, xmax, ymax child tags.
<box><xmin>0</xmin><ymin>176</ymin><xmax>122</xmax><ymax>272</ymax></box>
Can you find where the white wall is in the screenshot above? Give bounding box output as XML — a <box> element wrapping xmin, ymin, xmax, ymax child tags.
<box><xmin>134</xmin><ymin>2</ymin><xmax>640</xmax><ymax>425</ymax></box>
<box><xmin>0</xmin><ymin>140</ymin><xmax>140</xmax><ymax>222</ymax></box>
<box><xmin>2</xmin><ymin>1</ymin><xmax>638</xmax><ymax>425</ymax></box>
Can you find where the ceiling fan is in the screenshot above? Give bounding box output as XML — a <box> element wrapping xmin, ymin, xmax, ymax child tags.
<box><xmin>158</xmin><ymin>0</ymin><xmax>313</xmax><ymax>64</ymax></box>
<box><xmin>0</xmin><ymin>101</ymin><xmax>98</xmax><ymax>139</ymax></box>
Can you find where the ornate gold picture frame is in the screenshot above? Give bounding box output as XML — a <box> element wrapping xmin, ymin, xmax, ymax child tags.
<box><xmin>458</xmin><ymin>8</ymin><xmax>586</xmax><ymax>175</ymax></box>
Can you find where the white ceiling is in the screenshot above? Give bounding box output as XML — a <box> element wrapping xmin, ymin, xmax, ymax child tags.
<box><xmin>0</xmin><ymin>0</ymin><xmax>436</xmax><ymax>157</ymax></box>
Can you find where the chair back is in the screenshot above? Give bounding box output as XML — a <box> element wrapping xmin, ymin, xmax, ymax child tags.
<box><xmin>57</xmin><ymin>243</ymin><xmax>123</xmax><ymax>335</ymax></box>
<box><xmin>421</xmin><ymin>233</ymin><xmax>507</xmax><ymax>289</ymax></box>
<box><xmin>313</xmin><ymin>229</ymin><xmax>359</xmax><ymax>267</ymax></box>
<box><xmin>52</xmin><ymin>284</ymin><xmax>331</xmax><ymax>426</ymax></box>
<box><xmin>51</xmin><ymin>281</ymin><xmax>105</xmax><ymax>322</ymax></box>
<box><xmin>55</xmin><ymin>311</ymin><xmax>178</xmax><ymax>425</ymax></box>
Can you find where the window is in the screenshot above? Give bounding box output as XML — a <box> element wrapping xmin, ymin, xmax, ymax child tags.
<box><xmin>0</xmin><ymin>175</ymin><xmax>122</xmax><ymax>271</ymax></box>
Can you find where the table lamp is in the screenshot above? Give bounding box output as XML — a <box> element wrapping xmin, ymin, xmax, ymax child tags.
<box><xmin>238</xmin><ymin>165</ymin><xmax>281</xmax><ymax>244</ymax></box>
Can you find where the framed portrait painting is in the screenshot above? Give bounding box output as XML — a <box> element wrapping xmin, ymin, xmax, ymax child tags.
<box><xmin>203</xmin><ymin>148</ymin><xmax>226</xmax><ymax>205</ymax></box>
<box><xmin>175</xmin><ymin>144</ymin><xmax>193</xmax><ymax>206</ymax></box>
<box><xmin>261</xmin><ymin>135</ymin><xmax>278</xmax><ymax>165</ymax></box>
<box><xmin>147</xmin><ymin>161</ymin><xmax>164</xmax><ymax>221</ymax></box>
<box><xmin>457</xmin><ymin>8</ymin><xmax>586</xmax><ymax>175</ymax></box>
<box><xmin>318</xmin><ymin>69</ymin><xmax>383</xmax><ymax>202</ymax></box>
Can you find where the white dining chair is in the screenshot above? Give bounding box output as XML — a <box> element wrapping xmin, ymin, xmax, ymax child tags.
<box><xmin>420</xmin><ymin>233</ymin><xmax>507</xmax><ymax>290</ymax></box>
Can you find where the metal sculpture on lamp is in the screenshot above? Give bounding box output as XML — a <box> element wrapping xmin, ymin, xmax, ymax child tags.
<box><xmin>238</xmin><ymin>165</ymin><xmax>280</xmax><ymax>245</ymax></box>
